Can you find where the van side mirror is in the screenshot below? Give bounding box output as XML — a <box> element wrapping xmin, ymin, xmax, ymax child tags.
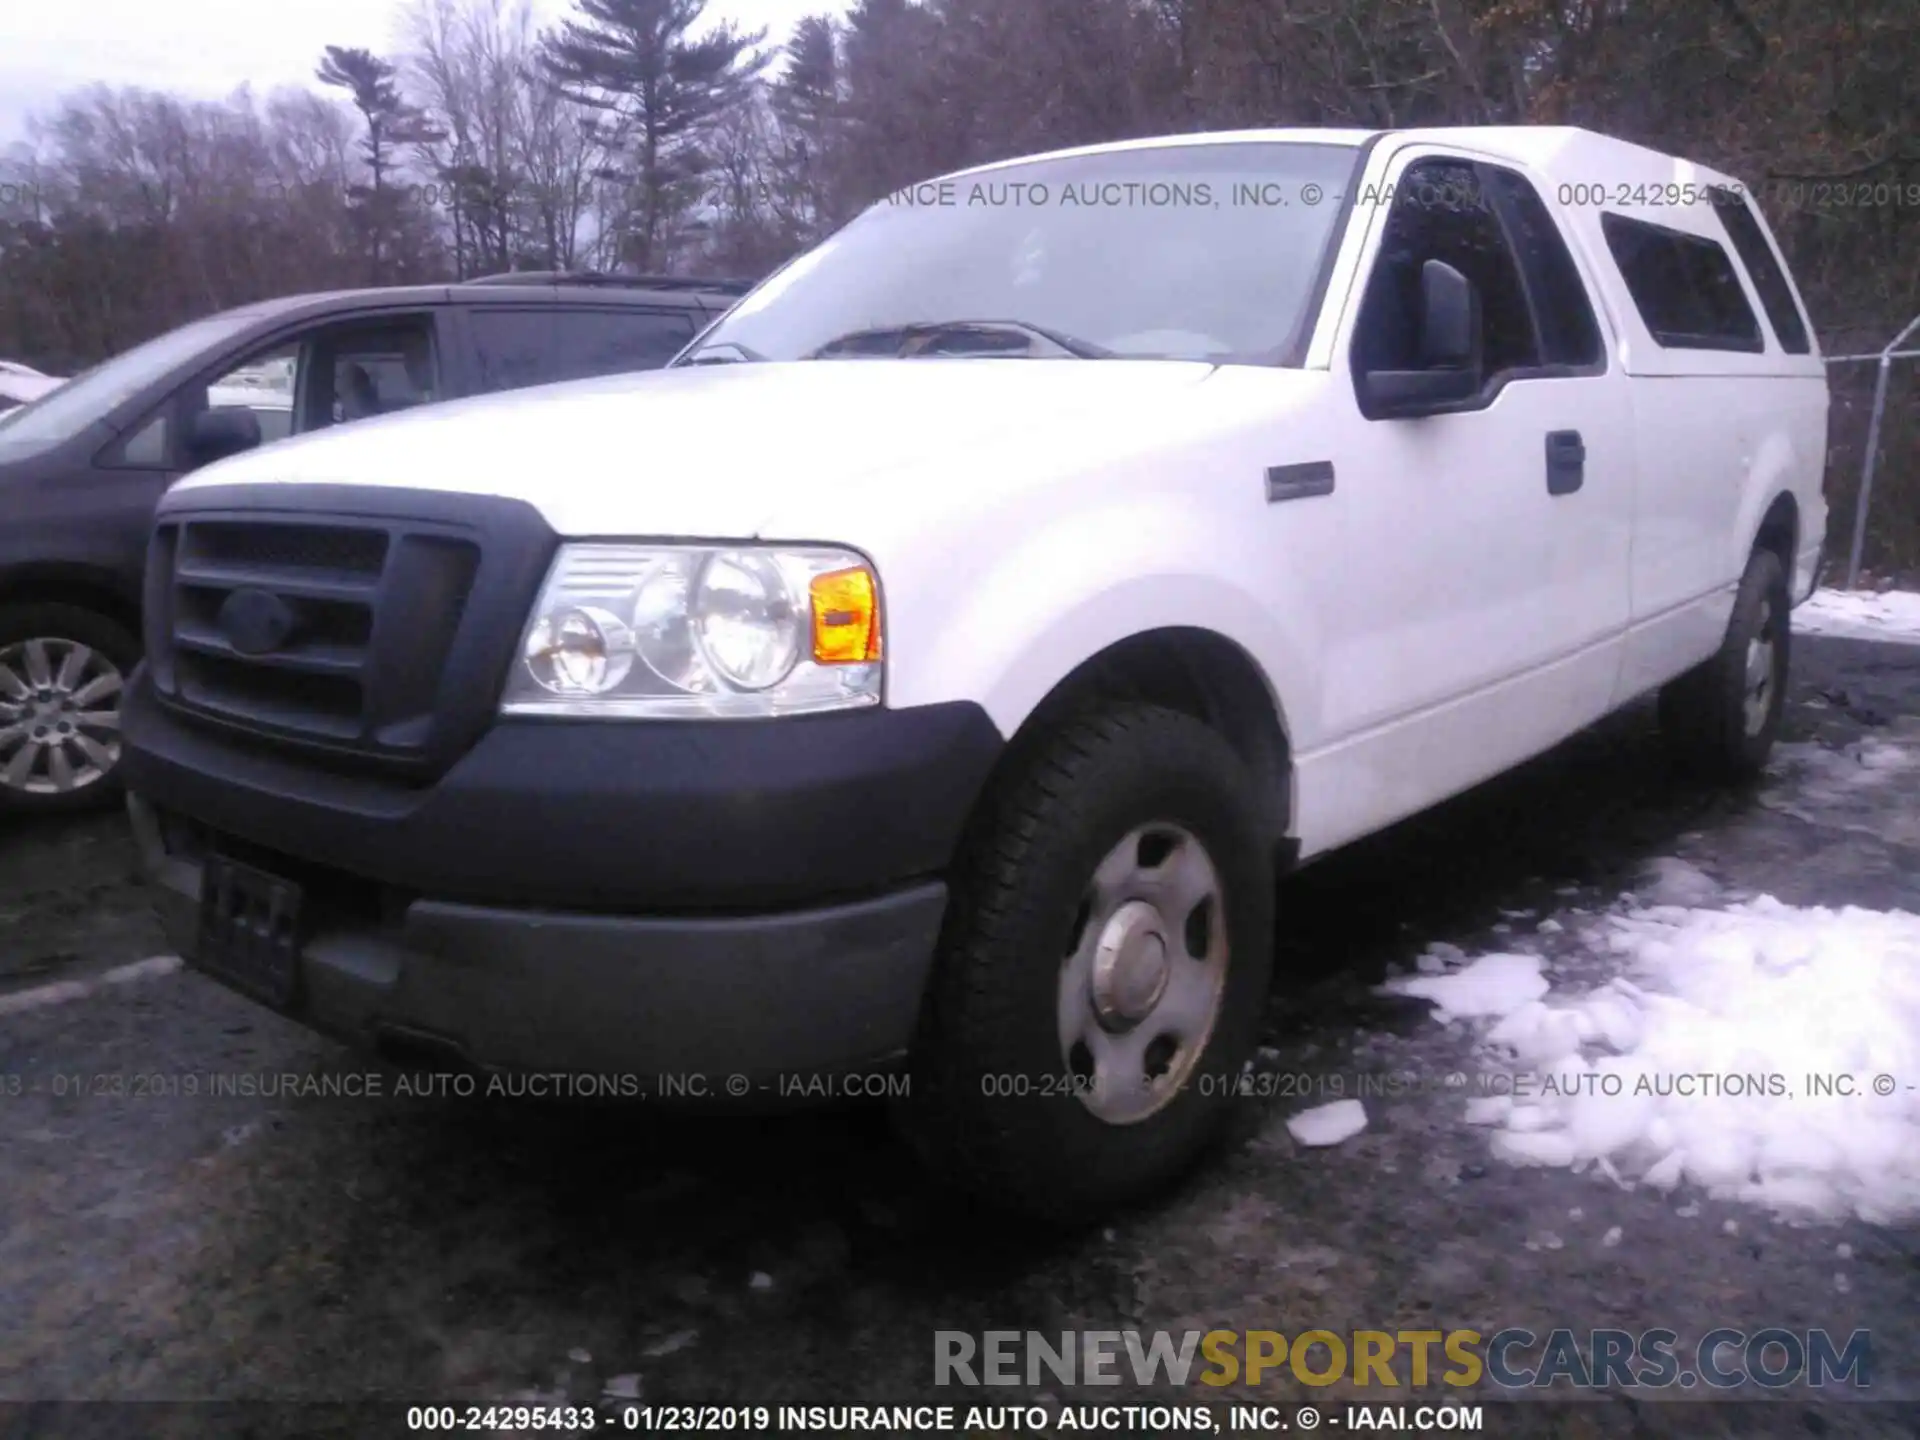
<box><xmin>1359</xmin><ymin>259</ymin><xmax>1484</xmax><ymax>418</ymax></box>
<box><xmin>185</xmin><ymin>405</ymin><xmax>263</xmax><ymax>467</ymax></box>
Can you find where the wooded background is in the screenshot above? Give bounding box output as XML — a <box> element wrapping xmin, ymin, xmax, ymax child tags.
<box><xmin>1</xmin><ymin>0</ymin><xmax>1914</xmax><ymax>571</ymax></box>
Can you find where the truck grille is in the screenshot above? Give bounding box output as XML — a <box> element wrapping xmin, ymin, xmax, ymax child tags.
<box><xmin>144</xmin><ymin>491</ymin><xmax>556</xmax><ymax>779</ymax></box>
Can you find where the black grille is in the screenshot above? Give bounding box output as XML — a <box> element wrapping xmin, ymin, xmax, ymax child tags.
<box><xmin>183</xmin><ymin>520</ymin><xmax>391</xmax><ymax>576</ymax></box>
<box><xmin>144</xmin><ymin>491</ymin><xmax>557</xmax><ymax>779</ymax></box>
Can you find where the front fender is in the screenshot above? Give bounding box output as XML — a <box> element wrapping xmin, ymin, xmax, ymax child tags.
<box><xmin>885</xmin><ymin>496</ymin><xmax>1314</xmax><ymax>751</ymax></box>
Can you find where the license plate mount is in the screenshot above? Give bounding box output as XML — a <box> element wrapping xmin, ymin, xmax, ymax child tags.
<box><xmin>197</xmin><ymin>855</ymin><xmax>304</xmax><ymax>1009</ymax></box>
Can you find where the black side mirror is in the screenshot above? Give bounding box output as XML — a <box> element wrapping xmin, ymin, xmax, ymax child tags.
<box><xmin>1417</xmin><ymin>258</ymin><xmax>1476</xmax><ymax>367</ymax></box>
<box><xmin>185</xmin><ymin>405</ymin><xmax>263</xmax><ymax>467</ymax></box>
<box><xmin>1360</xmin><ymin>259</ymin><xmax>1484</xmax><ymax>418</ymax></box>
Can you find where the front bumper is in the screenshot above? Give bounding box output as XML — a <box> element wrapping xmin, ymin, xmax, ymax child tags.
<box><xmin>121</xmin><ymin>671</ymin><xmax>1003</xmax><ymax>911</ymax></box>
<box><xmin>123</xmin><ymin>673</ymin><xmax>1005</xmax><ymax>1083</ymax></box>
<box><xmin>132</xmin><ymin>792</ymin><xmax>950</xmax><ymax>1083</ymax></box>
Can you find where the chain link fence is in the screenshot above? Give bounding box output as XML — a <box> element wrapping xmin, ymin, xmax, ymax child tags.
<box><xmin>1826</xmin><ymin>314</ymin><xmax>1920</xmax><ymax>590</ymax></box>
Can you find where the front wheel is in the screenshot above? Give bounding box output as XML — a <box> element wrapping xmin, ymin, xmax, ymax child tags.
<box><xmin>899</xmin><ymin>703</ymin><xmax>1275</xmax><ymax>1225</ymax></box>
<box><xmin>0</xmin><ymin>604</ymin><xmax>138</xmax><ymax>815</ymax></box>
<box><xmin>1657</xmin><ymin>548</ymin><xmax>1789</xmax><ymax>784</ymax></box>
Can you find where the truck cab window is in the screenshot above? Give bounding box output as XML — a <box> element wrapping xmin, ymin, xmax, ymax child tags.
<box><xmin>1353</xmin><ymin>159</ymin><xmax>1541</xmax><ymax>382</ymax></box>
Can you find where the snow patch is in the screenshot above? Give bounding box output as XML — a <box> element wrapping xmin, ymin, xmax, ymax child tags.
<box><xmin>1795</xmin><ymin>587</ymin><xmax>1920</xmax><ymax>644</ymax></box>
<box><xmin>1637</xmin><ymin>857</ymin><xmax>1721</xmax><ymax>908</ymax></box>
<box><xmin>1382</xmin><ymin>953</ymin><xmax>1548</xmax><ymax>1020</ymax></box>
<box><xmin>641</xmin><ymin>1329</ymin><xmax>697</xmax><ymax>1359</ymax></box>
<box><xmin>1287</xmin><ymin>1099</ymin><xmax>1369</xmax><ymax>1147</ymax></box>
<box><xmin>0</xmin><ymin>955</ymin><xmax>184</xmax><ymax>1017</ymax></box>
<box><xmin>1770</xmin><ymin>738</ymin><xmax>1917</xmax><ymax>797</ymax></box>
<box><xmin>1394</xmin><ymin>898</ymin><xmax>1920</xmax><ymax>1224</ymax></box>
<box><xmin>221</xmin><ymin>1122</ymin><xmax>261</xmax><ymax>1148</ymax></box>
<box><xmin>0</xmin><ymin>981</ymin><xmax>91</xmax><ymax>1016</ymax></box>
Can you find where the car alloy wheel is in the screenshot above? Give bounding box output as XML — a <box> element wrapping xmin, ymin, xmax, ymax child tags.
<box><xmin>0</xmin><ymin>637</ymin><xmax>126</xmax><ymax>796</ymax></box>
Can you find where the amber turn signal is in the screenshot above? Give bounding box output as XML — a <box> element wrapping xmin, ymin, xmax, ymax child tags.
<box><xmin>809</xmin><ymin>566</ymin><xmax>882</xmax><ymax>664</ymax></box>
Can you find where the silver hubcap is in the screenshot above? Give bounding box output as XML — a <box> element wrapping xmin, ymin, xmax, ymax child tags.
<box><xmin>1744</xmin><ymin>597</ymin><xmax>1777</xmax><ymax>738</ymax></box>
<box><xmin>0</xmin><ymin>637</ymin><xmax>125</xmax><ymax>795</ymax></box>
<box><xmin>1059</xmin><ymin>823</ymin><xmax>1229</xmax><ymax>1125</ymax></box>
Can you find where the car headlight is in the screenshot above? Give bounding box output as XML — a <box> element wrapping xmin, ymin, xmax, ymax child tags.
<box><xmin>501</xmin><ymin>543</ymin><xmax>883</xmax><ymax>717</ymax></box>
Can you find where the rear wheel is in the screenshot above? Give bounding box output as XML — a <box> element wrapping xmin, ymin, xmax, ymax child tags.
<box><xmin>0</xmin><ymin>604</ymin><xmax>138</xmax><ymax>815</ymax></box>
<box><xmin>900</xmin><ymin>703</ymin><xmax>1274</xmax><ymax>1225</ymax></box>
<box><xmin>1657</xmin><ymin>548</ymin><xmax>1789</xmax><ymax>783</ymax></box>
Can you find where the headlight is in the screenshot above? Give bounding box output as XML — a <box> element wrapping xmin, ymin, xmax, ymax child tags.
<box><xmin>501</xmin><ymin>543</ymin><xmax>883</xmax><ymax>717</ymax></box>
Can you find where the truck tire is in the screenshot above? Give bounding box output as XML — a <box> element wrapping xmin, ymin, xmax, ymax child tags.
<box><xmin>0</xmin><ymin>603</ymin><xmax>140</xmax><ymax>816</ymax></box>
<box><xmin>900</xmin><ymin>703</ymin><xmax>1275</xmax><ymax>1225</ymax></box>
<box><xmin>1657</xmin><ymin>548</ymin><xmax>1789</xmax><ymax>784</ymax></box>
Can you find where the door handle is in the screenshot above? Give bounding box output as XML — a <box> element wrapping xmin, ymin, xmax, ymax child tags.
<box><xmin>1546</xmin><ymin>430</ymin><xmax>1585</xmax><ymax>496</ymax></box>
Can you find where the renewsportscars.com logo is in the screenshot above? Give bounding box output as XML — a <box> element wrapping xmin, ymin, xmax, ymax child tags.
<box><xmin>935</xmin><ymin>1327</ymin><xmax>1874</xmax><ymax>1391</ymax></box>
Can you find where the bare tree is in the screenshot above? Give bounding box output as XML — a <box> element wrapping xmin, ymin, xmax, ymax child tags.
<box><xmin>405</xmin><ymin>0</ymin><xmax>609</xmax><ymax>275</ymax></box>
<box><xmin>517</xmin><ymin>66</ymin><xmax>604</xmax><ymax>270</ymax></box>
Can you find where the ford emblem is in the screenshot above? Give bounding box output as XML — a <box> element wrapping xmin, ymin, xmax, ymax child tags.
<box><xmin>216</xmin><ymin>587</ymin><xmax>298</xmax><ymax>656</ymax></box>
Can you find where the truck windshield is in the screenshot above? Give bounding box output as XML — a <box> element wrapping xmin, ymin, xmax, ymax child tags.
<box><xmin>682</xmin><ymin>140</ymin><xmax>1361</xmax><ymax>367</ymax></box>
<box><xmin>0</xmin><ymin>308</ymin><xmax>267</xmax><ymax>452</ymax></box>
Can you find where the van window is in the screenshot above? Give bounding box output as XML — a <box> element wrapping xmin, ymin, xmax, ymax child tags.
<box><xmin>323</xmin><ymin>325</ymin><xmax>438</xmax><ymax>423</ymax></box>
<box><xmin>1599</xmin><ymin>212</ymin><xmax>1763</xmax><ymax>352</ymax></box>
<box><xmin>118</xmin><ymin>413</ymin><xmax>169</xmax><ymax>466</ymax></box>
<box><xmin>551</xmin><ymin>309</ymin><xmax>697</xmax><ymax>379</ymax></box>
<box><xmin>469</xmin><ymin>308</ymin><xmax>698</xmax><ymax>393</ymax></box>
<box><xmin>1708</xmin><ymin>187</ymin><xmax>1812</xmax><ymax>354</ymax></box>
<box><xmin>206</xmin><ymin>343</ymin><xmax>298</xmax><ymax>447</ymax></box>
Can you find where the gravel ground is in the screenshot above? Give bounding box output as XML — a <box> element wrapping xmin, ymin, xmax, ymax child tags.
<box><xmin>1</xmin><ymin>629</ymin><xmax>1917</xmax><ymax>1440</ymax></box>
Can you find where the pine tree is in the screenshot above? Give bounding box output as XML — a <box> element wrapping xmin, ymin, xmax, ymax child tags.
<box><xmin>540</xmin><ymin>0</ymin><xmax>768</xmax><ymax>270</ymax></box>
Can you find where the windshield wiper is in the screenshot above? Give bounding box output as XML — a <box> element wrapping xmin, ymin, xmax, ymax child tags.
<box><xmin>677</xmin><ymin>339</ymin><xmax>768</xmax><ymax>366</ymax></box>
<box><xmin>804</xmin><ymin>319</ymin><xmax>1112</xmax><ymax>361</ymax></box>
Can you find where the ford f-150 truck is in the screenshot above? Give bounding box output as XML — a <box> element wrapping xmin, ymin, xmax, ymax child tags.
<box><xmin>121</xmin><ymin>126</ymin><xmax>1828</xmax><ymax>1222</ymax></box>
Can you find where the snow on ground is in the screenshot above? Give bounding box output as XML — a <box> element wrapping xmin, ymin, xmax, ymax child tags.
<box><xmin>1769</xmin><ymin>736</ymin><xmax>1917</xmax><ymax>792</ymax></box>
<box><xmin>1384</xmin><ymin>896</ymin><xmax>1920</xmax><ymax>1225</ymax></box>
<box><xmin>1633</xmin><ymin>855</ymin><xmax>1725</xmax><ymax>908</ymax></box>
<box><xmin>1288</xmin><ymin>1099</ymin><xmax>1369</xmax><ymax>1147</ymax></box>
<box><xmin>1795</xmin><ymin>587</ymin><xmax>1920</xmax><ymax>644</ymax></box>
<box><xmin>1389</xmin><ymin>952</ymin><xmax>1547</xmax><ymax>1017</ymax></box>
<box><xmin>1759</xmin><ymin>734</ymin><xmax>1920</xmax><ymax>847</ymax></box>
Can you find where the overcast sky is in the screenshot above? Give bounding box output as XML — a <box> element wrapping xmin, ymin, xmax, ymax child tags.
<box><xmin>0</xmin><ymin>0</ymin><xmax>846</xmax><ymax>148</ymax></box>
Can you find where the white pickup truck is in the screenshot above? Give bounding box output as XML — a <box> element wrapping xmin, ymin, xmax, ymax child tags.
<box><xmin>124</xmin><ymin>125</ymin><xmax>1828</xmax><ymax>1222</ymax></box>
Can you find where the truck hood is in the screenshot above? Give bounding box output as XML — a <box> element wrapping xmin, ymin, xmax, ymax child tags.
<box><xmin>170</xmin><ymin>359</ymin><xmax>1221</xmax><ymax>536</ymax></box>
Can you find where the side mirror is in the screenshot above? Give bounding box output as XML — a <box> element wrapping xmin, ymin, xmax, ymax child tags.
<box><xmin>1360</xmin><ymin>259</ymin><xmax>1484</xmax><ymax>418</ymax></box>
<box><xmin>185</xmin><ymin>405</ymin><xmax>263</xmax><ymax>467</ymax></box>
<box><xmin>1417</xmin><ymin>258</ymin><xmax>1476</xmax><ymax>366</ymax></box>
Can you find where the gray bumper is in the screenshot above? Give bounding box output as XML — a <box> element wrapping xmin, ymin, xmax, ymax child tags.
<box><xmin>131</xmin><ymin>795</ymin><xmax>946</xmax><ymax>1087</ymax></box>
